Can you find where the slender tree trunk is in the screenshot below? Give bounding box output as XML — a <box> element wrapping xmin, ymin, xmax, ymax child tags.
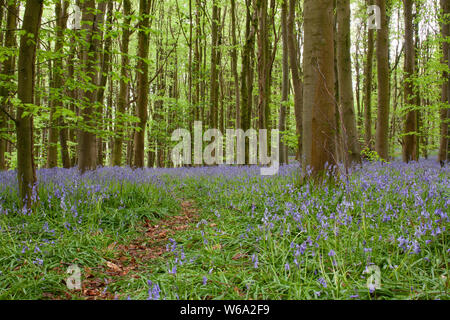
<box><xmin>240</xmin><ymin>0</ymin><xmax>256</xmax><ymax>163</ymax></box>
<box><xmin>78</xmin><ymin>1</ymin><xmax>105</xmax><ymax>172</ymax></box>
<box><xmin>133</xmin><ymin>0</ymin><xmax>151</xmax><ymax>168</ymax></box>
<box><xmin>337</xmin><ymin>0</ymin><xmax>361</xmax><ymax>165</ymax></box>
<box><xmin>17</xmin><ymin>0</ymin><xmax>43</xmax><ymax>208</ymax></box>
<box><xmin>112</xmin><ymin>0</ymin><xmax>131</xmax><ymax>166</ymax></box>
<box><xmin>256</xmin><ymin>0</ymin><xmax>272</xmax><ymax>130</ymax></box>
<box><xmin>375</xmin><ymin>0</ymin><xmax>390</xmax><ymax>160</ymax></box>
<box><xmin>363</xmin><ymin>7</ymin><xmax>374</xmax><ymax>149</ymax></box>
<box><xmin>231</xmin><ymin>0</ymin><xmax>240</xmax><ymax>129</ymax></box>
<box><xmin>96</xmin><ymin>1</ymin><xmax>113</xmax><ymax>167</ymax></box>
<box><xmin>302</xmin><ymin>0</ymin><xmax>336</xmax><ymax>176</ymax></box>
<box><xmin>47</xmin><ymin>1</ymin><xmax>70</xmax><ymax>168</ymax></box>
<box><xmin>279</xmin><ymin>0</ymin><xmax>289</xmax><ymax>164</ymax></box>
<box><xmin>287</xmin><ymin>0</ymin><xmax>303</xmax><ymax>161</ymax></box>
<box><xmin>209</xmin><ymin>0</ymin><xmax>220</xmax><ymax>130</ymax></box>
<box><xmin>402</xmin><ymin>0</ymin><xmax>417</xmax><ymax>163</ymax></box>
<box><xmin>438</xmin><ymin>0</ymin><xmax>449</xmax><ymax>164</ymax></box>
<box><xmin>0</xmin><ymin>1</ymin><xmax>17</xmax><ymax>171</ymax></box>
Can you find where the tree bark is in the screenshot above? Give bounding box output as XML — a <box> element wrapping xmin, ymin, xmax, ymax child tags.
<box><xmin>96</xmin><ymin>1</ymin><xmax>113</xmax><ymax>167</ymax></box>
<box><xmin>375</xmin><ymin>0</ymin><xmax>390</xmax><ymax>160</ymax></box>
<box><xmin>112</xmin><ymin>0</ymin><xmax>131</xmax><ymax>166</ymax></box>
<box><xmin>256</xmin><ymin>0</ymin><xmax>272</xmax><ymax>130</ymax></box>
<box><xmin>402</xmin><ymin>0</ymin><xmax>417</xmax><ymax>163</ymax></box>
<box><xmin>47</xmin><ymin>1</ymin><xmax>69</xmax><ymax>168</ymax></box>
<box><xmin>336</xmin><ymin>0</ymin><xmax>361</xmax><ymax>165</ymax></box>
<box><xmin>78</xmin><ymin>1</ymin><xmax>106</xmax><ymax>173</ymax></box>
<box><xmin>363</xmin><ymin>11</ymin><xmax>374</xmax><ymax>150</ymax></box>
<box><xmin>16</xmin><ymin>0</ymin><xmax>43</xmax><ymax>208</ymax></box>
<box><xmin>438</xmin><ymin>0</ymin><xmax>449</xmax><ymax>164</ymax></box>
<box><xmin>0</xmin><ymin>1</ymin><xmax>17</xmax><ymax>171</ymax></box>
<box><xmin>133</xmin><ymin>0</ymin><xmax>151</xmax><ymax>168</ymax></box>
<box><xmin>302</xmin><ymin>0</ymin><xmax>336</xmax><ymax>176</ymax></box>
<box><xmin>240</xmin><ymin>0</ymin><xmax>256</xmax><ymax>163</ymax></box>
<box><xmin>209</xmin><ymin>0</ymin><xmax>220</xmax><ymax>130</ymax></box>
<box><xmin>231</xmin><ymin>0</ymin><xmax>240</xmax><ymax>129</ymax></box>
<box><xmin>287</xmin><ymin>0</ymin><xmax>303</xmax><ymax>161</ymax></box>
<box><xmin>279</xmin><ymin>0</ymin><xmax>289</xmax><ymax>164</ymax></box>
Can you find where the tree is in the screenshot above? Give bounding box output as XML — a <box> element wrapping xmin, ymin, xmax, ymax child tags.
<box><xmin>231</xmin><ymin>0</ymin><xmax>240</xmax><ymax>129</ymax></box>
<box><xmin>112</xmin><ymin>0</ymin><xmax>132</xmax><ymax>166</ymax></box>
<box><xmin>209</xmin><ymin>0</ymin><xmax>220</xmax><ymax>130</ymax></box>
<box><xmin>375</xmin><ymin>0</ymin><xmax>390</xmax><ymax>160</ymax></box>
<box><xmin>438</xmin><ymin>0</ymin><xmax>449</xmax><ymax>165</ymax></box>
<box><xmin>16</xmin><ymin>0</ymin><xmax>44</xmax><ymax>208</ymax></box>
<box><xmin>256</xmin><ymin>0</ymin><xmax>273</xmax><ymax>131</ymax></box>
<box><xmin>240</xmin><ymin>0</ymin><xmax>256</xmax><ymax>162</ymax></box>
<box><xmin>133</xmin><ymin>0</ymin><xmax>151</xmax><ymax>168</ymax></box>
<box><xmin>402</xmin><ymin>0</ymin><xmax>417</xmax><ymax>162</ymax></box>
<box><xmin>96</xmin><ymin>0</ymin><xmax>114</xmax><ymax>167</ymax></box>
<box><xmin>279</xmin><ymin>0</ymin><xmax>289</xmax><ymax>164</ymax></box>
<box><xmin>78</xmin><ymin>1</ymin><xmax>106</xmax><ymax>173</ymax></box>
<box><xmin>336</xmin><ymin>0</ymin><xmax>361</xmax><ymax>165</ymax></box>
<box><xmin>0</xmin><ymin>0</ymin><xmax>17</xmax><ymax>171</ymax></box>
<box><xmin>47</xmin><ymin>0</ymin><xmax>69</xmax><ymax>168</ymax></box>
<box><xmin>363</xmin><ymin>1</ymin><xmax>375</xmax><ymax>149</ymax></box>
<box><xmin>302</xmin><ymin>0</ymin><xmax>336</xmax><ymax>176</ymax></box>
<box><xmin>286</xmin><ymin>0</ymin><xmax>303</xmax><ymax>161</ymax></box>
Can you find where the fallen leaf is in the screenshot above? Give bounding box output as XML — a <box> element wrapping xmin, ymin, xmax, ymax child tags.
<box><xmin>232</xmin><ymin>253</ymin><xmax>246</xmax><ymax>260</ymax></box>
<box><xmin>106</xmin><ymin>261</ymin><xmax>121</xmax><ymax>272</ymax></box>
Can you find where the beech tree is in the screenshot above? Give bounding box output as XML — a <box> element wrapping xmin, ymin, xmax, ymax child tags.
<box><xmin>302</xmin><ymin>0</ymin><xmax>336</xmax><ymax>177</ymax></box>
<box><xmin>336</xmin><ymin>0</ymin><xmax>361</xmax><ymax>165</ymax></box>
<box><xmin>16</xmin><ymin>0</ymin><xmax>44</xmax><ymax>208</ymax></box>
<box><xmin>375</xmin><ymin>0</ymin><xmax>390</xmax><ymax>160</ymax></box>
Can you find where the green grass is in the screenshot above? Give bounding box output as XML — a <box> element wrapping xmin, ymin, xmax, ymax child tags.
<box><xmin>0</xmin><ymin>162</ymin><xmax>448</xmax><ymax>300</ymax></box>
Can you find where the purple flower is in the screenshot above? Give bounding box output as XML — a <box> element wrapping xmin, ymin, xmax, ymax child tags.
<box><xmin>251</xmin><ymin>254</ymin><xmax>259</xmax><ymax>269</ymax></box>
<box><xmin>317</xmin><ymin>278</ymin><xmax>327</xmax><ymax>288</ymax></box>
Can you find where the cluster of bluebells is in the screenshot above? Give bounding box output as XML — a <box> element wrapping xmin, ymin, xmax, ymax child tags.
<box><xmin>177</xmin><ymin>159</ymin><xmax>448</xmax><ymax>296</ymax></box>
<box><xmin>0</xmin><ymin>159</ymin><xmax>448</xmax><ymax>298</ymax></box>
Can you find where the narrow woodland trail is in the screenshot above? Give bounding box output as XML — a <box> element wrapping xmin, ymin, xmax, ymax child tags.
<box><xmin>61</xmin><ymin>200</ymin><xmax>200</xmax><ymax>300</ymax></box>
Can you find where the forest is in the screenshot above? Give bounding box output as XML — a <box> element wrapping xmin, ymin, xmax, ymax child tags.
<box><xmin>0</xmin><ymin>0</ymin><xmax>448</xmax><ymax>300</ymax></box>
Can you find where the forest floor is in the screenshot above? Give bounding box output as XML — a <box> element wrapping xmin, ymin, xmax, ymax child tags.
<box><xmin>0</xmin><ymin>161</ymin><xmax>448</xmax><ymax>300</ymax></box>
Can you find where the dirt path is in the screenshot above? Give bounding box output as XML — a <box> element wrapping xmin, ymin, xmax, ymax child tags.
<box><xmin>56</xmin><ymin>200</ymin><xmax>199</xmax><ymax>300</ymax></box>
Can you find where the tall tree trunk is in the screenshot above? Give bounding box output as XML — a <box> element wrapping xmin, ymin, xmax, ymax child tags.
<box><xmin>96</xmin><ymin>1</ymin><xmax>113</xmax><ymax>167</ymax></box>
<box><xmin>240</xmin><ymin>0</ymin><xmax>256</xmax><ymax>163</ymax></box>
<box><xmin>231</xmin><ymin>0</ymin><xmax>240</xmax><ymax>129</ymax></box>
<box><xmin>302</xmin><ymin>0</ymin><xmax>336</xmax><ymax>176</ymax></box>
<box><xmin>133</xmin><ymin>0</ymin><xmax>151</xmax><ymax>168</ymax></box>
<box><xmin>209</xmin><ymin>0</ymin><xmax>220</xmax><ymax>130</ymax></box>
<box><xmin>17</xmin><ymin>0</ymin><xmax>43</xmax><ymax>208</ymax></box>
<box><xmin>336</xmin><ymin>0</ymin><xmax>361</xmax><ymax>166</ymax></box>
<box><xmin>256</xmin><ymin>0</ymin><xmax>272</xmax><ymax>130</ymax></box>
<box><xmin>0</xmin><ymin>1</ymin><xmax>17</xmax><ymax>171</ymax></box>
<box><xmin>47</xmin><ymin>1</ymin><xmax>69</xmax><ymax>168</ymax></box>
<box><xmin>279</xmin><ymin>0</ymin><xmax>289</xmax><ymax>164</ymax></box>
<box><xmin>287</xmin><ymin>0</ymin><xmax>303</xmax><ymax>161</ymax></box>
<box><xmin>413</xmin><ymin>5</ymin><xmax>421</xmax><ymax>161</ymax></box>
<box><xmin>402</xmin><ymin>0</ymin><xmax>417</xmax><ymax>163</ymax></box>
<box><xmin>438</xmin><ymin>0</ymin><xmax>449</xmax><ymax>164</ymax></box>
<box><xmin>364</xmin><ymin>1</ymin><xmax>374</xmax><ymax>149</ymax></box>
<box><xmin>375</xmin><ymin>0</ymin><xmax>390</xmax><ymax>160</ymax></box>
<box><xmin>112</xmin><ymin>0</ymin><xmax>131</xmax><ymax>166</ymax></box>
<box><xmin>78</xmin><ymin>1</ymin><xmax>106</xmax><ymax>172</ymax></box>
